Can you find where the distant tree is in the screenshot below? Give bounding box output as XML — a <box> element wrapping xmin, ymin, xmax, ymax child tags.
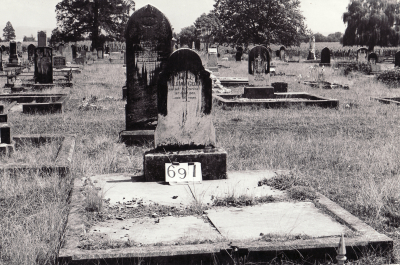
<box><xmin>314</xmin><ymin>33</ymin><xmax>327</xmax><ymax>42</ymax></box>
<box><xmin>3</xmin><ymin>21</ymin><xmax>16</xmax><ymax>41</ymax></box>
<box><xmin>194</xmin><ymin>12</ymin><xmax>225</xmax><ymax>44</ymax></box>
<box><xmin>177</xmin><ymin>26</ymin><xmax>197</xmax><ymax>47</ymax></box>
<box><xmin>214</xmin><ymin>0</ymin><xmax>307</xmax><ymax>46</ymax></box>
<box><xmin>343</xmin><ymin>0</ymin><xmax>400</xmax><ymax>49</ymax></box>
<box><xmin>55</xmin><ymin>0</ymin><xmax>135</xmax><ymax>49</ymax></box>
<box><xmin>23</xmin><ymin>34</ymin><xmax>35</xmax><ymax>42</ymax></box>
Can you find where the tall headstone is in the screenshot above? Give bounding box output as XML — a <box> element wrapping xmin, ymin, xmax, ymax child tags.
<box><xmin>307</xmin><ymin>35</ymin><xmax>316</xmax><ymax>60</ymax></box>
<box><xmin>207</xmin><ymin>46</ymin><xmax>218</xmax><ymax>72</ymax></box>
<box><xmin>125</xmin><ymin>4</ymin><xmax>172</xmax><ymax>131</ymax></box>
<box><xmin>16</xmin><ymin>42</ymin><xmax>22</xmax><ymax>56</ymax></box>
<box><xmin>357</xmin><ymin>48</ymin><xmax>368</xmax><ymax>62</ymax></box>
<box><xmin>37</xmin><ymin>31</ymin><xmax>47</xmax><ymax>47</ymax></box>
<box><xmin>395</xmin><ymin>51</ymin><xmax>400</xmax><ymax>67</ymax></box>
<box><xmin>279</xmin><ymin>46</ymin><xmax>286</xmax><ymax>61</ymax></box>
<box><xmin>8</xmin><ymin>41</ymin><xmax>18</xmax><ymax>65</ymax></box>
<box><xmin>235</xmin><ymin>46</ymin><xmax>243</xmax><ymax>62</ymax></box>
<box><xmin>58</xmin><ymin>43</ymin><xmax>65</xmax><ymax>56</ymax></box>
<box><xmin>97</xmin><ymin>47</ymin><xmax>103</xmax><ymax>59</ymax></box>
<box><xmin>28</xmin><ymin>44</ymin><xmax>35</xmax><ymax>61</ymax></box>
<box><xmin>34</xmin><ymin>47</ymin><xmax>53</xmax><ymax>84</ymax></box>
<box><xmin>71</xmin><ymin>45</ymin><xmax>77</xmax><ymax>60</ymax></box>
<box><xmin>320</xmin><ymin>47</ymin><xmax>331</xmax><ymax>65</ymax></box>
<box><xmin>155</xmin><ymin>48</ymin><xmax>215</xmax><ymax>148</ymax></box>
<box><xmin>0</xmin><ymin>48</ymin><xmax>2</xmax><ymax>71</ymax></box>
<box><xmin>248</xmin><ymin>45</ymin><xmax>271</xmax><ymax>87</ymax></box>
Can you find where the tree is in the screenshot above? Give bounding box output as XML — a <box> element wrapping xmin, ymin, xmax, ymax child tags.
<box><xmin>177</xmin><ymin>25</ymin><xmax>197</xmax><ymax>47</ymax></box>
<box><xmin>194</xmin><ymin>12</ymin><xmax>225</xmax><ymax>44</ymax></box>
<box><xmin>55</xmin><ymin>0</ymin><xmax>135</xmax><ymax>49</ymax></box>
<box><xmin>23</xmin><ymin>35</ymin><xmax>35</xmax><ymax>42</ymax></box>
<box><xmin>343</xmin><ymin>0</ymin><xmax>400</xmax><ymax>49</ymax></box>
<box><xmin>213</xmin><ymin>0</ymin><xmax>307</xmax><ymax>46</ymax></box>
<box><xmin>3</xmin><ymin>21</ymin><xmax>16</xmax><ymax>41</ymax></box>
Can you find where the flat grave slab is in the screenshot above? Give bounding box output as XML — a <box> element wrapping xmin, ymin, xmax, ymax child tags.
<box><xmin>372</xmin><ymin>96</ymin><xmax>400</xmax><ymax>105</ymax></box>
<box><xmin>0</xmin><ymin>93</ymin><xmax>69</xmax><ymax>114</ymax></box>
<box><xmin>213</xmin><ymin>92</ymin><xmax>339</xmax><ymax>108</ymax></box>
<box><xmin>218</xmin><ymin>77</ymin><xmax>249</xmax><ymax>87</ymax></box>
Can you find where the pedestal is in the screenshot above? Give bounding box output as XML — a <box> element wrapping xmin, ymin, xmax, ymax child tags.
<box><xmin>243</xmin><ymin>86</ymin><xmax>275</xmax><ymax>99</ymax></box>
<box><xmin>144</xmin><ymin>147</ymin><xmax>227</xmax><ymax>182</ymax></box>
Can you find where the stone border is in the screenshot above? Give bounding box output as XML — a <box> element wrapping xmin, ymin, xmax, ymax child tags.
<box><xmin>371</xmin><ymin>97</ymin><xmax>400</xmax><ymax>105</ymax></box>
<box><xmin>0</xmin><ymin>93</ymin><xmax>69</xmax><ymax>114</ymax></box>
<box><xmin>58</xmin><ymin>178</ymin><xmax>392</xmax><ymax>264</ymax></box>
<box><xmin>213</xmin><ymin>92</ymin><xmax>339</xmax><ymax>108</ymax></box>
<box><xmin>0</xmin><ymin>134</ymin><xmax>76</xmax><ymax>178</ymax></box>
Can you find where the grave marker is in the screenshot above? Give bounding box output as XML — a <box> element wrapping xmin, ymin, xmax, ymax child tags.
<box><xmin>279</xmin><ymin>46</ymin><xmax>286</xmax><ymax>61</ymax></box>
<box><xmin>248</xmin><ymin>45</ymin><xmax>271</xmax><ymax>87</ymax></box>
<box><xmin>97</xmin><ymin>47</ymin><xmax>103</xmax><ymax>59</ymax></box>
<box><xmin>58</xmin><ymin>43</ymin><xmax>65</xmax><ymax>56</ymax></box>
<box><xmin>357</xmin><ymin>48</ymin><xmax>368</xmax><ymax>62</ymax></box>
<box><xmin>8</xmin><ymin>41</ymin><xmax>18</xmax><ymax>65</ymax></box>
<box><xmin>71</xmin><ymin>45</ymin><xmax>77</xmax><ymax>60</ymax></box>
<box><xmin>53</xmin><ymin>56</ymin><xmax>66</xmax><ymax>69</ymax></box>
<box><xmin>368</xmin><ymin>52</ymin><xmax>378</xmax><ymax>64</ymax></box>
<box><xmin>320</xmin><ymin>47</ymin><xmax>331</xmax><ymax>65</ymax></box>
<box><xmin>34</xmin><ymin>47</ymin><xmax>53</xmax><ymax>84</ymax></box>
<box><xmin>0</xmin><ymin>48</ymin><xmax>2</xmax><ymax>71</ymax></box>
<box><xmin>38</xmin><ymin>31</ymin><xmax>47</xmax><ymax>47</ymax></box>
<box><xmin>395</xmin><ymin>51</ymin><xmax>400</xmax><ymax>67</ymax></box>
<box><xmin>236</xmin><ymin>46</ymin><xmax>243</xmax><ymax>62</ymax></box>
<box><xmin>28</xmin><ymin>44</ymin><xmax>35</xmax><ymax>61</ymax></box>
<box><xmin>125</xmin><ymin>4</ymin><xmax>172</xmax><ymax>131</ymax></box>
<box><xmin>207</xmin><ymin>46</ymin><xmax>218</xmax><ymax>72</ymax></box>
<box><xmin>307</xmin><ymin>35</ymin><xmax>316</xmax><ymax>60</ymax></box>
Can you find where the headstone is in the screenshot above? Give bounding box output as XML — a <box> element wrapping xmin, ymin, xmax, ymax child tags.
<box><xmin>248</xmin><ymin>45</ymin><xmax>271</xmax><ymax>87</ymax></box>
<box><xmin>155</xmin><ymin>48</ymin><xmax>215</xmax><ymax>148</ymax></box>
<box><xmin>0</xmin><ymin>49</ymin><xmax>2</xmax><ymax>71</ymax></box>
<box><xmin>71</xmin><ymin>45</ymin><xmax>77</xmax><ymax>60</ymax></box>
<box><xmin>28</xmin><ymin>44</ymin><xmax>35</xmax><ymax>61</ymax></box>
<box><xmin>53</xmin><ymin>56</ymin><xmax>66</xmax><ymax>69</ymax></box>
<box><xmin>357</xmin><ymin>48</ymin><xmax>368</xmax><ymax>62</ymax></box>
<box><xmin>58</xmin><ymin>43</ymin><xmax>65</xmax><ymax>56</ymax></box>
<box><xmin>37</xmin><ymin>31</ymin><xmax>47</xmax><ymax>47</ymax></box>
<box><xmin>105</xmin><ymin>46</ymin><xmax>110</xmax><ymax>54</ymax></box>
<box><xmin>320</xmin><ymin>47</ymin><xmax>331</xmax><ymax>64</ymax></box>
<box><xmin>0</xmin><ymin>124</ymin><xmax>11</xmax><ymax>144</ymax></box>
<box><xmin>97</xmin><ymin>47</ymin><xmax>103</xmax><ymax>59</ymax></box>
<box><xmin>236</xmin><ymin>47</ymin><xmax>243</xmax><ymax>62</ymax></box>
<box><xmin>395</xmin><ymin>51</ymin><xmax>400</xmax><ymax>67</ymax></box>
<box><xmin>307</xmin><ymin>35</ymin><xmax>316</xmax><ymax>60</ymax></box>
<box><xmin>8</xmin><ymin>41</ymin><xmax>18</xmax><ymax>64</ymax></box>
<box><xmin>16</xmin><ymin>42</ymin><xmax>22</xmax><ymax>55</ymax></box>
<box><xmin>125</xmin><ymin>4</ymin><xmax>172</xmax><ymax>131</ymax></box>
<box><xmin>368</xmin><ymin>52</ymin><xmax>378</xmax><ymax>64</ymax></box>
<box><xmin>279</xmin><ymin>46</ymin><xmax>286</xmax><ymax>61</ymax></box>
<box><xmin>34</xmin><ymin>47</ymin><xmax>53</xmax><ymax>84</ymax></box>
<box><xmin>207</xmin><ymin>47</ymin><xmax>218</xmax><ymax>72</ymax></box>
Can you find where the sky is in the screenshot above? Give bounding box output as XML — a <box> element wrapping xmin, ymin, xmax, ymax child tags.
<box><xmin>0</xmin><ymin>0</ymin><xmax>350</xmax><ymax>41</ymax></box>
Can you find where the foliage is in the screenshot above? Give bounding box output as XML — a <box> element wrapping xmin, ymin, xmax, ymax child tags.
<box><xmin>314</xmin><ymin>32</ymin><xmax>343</xmax><ymax>42</ymax></box>
<box><xmin>194</xmin><ymin>12</ymin><xmax>225</xmax><ymax>44</ymax></box>
<box><xmin>335</xmin><ymin>61</ymin><xmax>372</xmax><ymax>75</ymax></box>
<box><xmin>2</xmin><ymin>21</ymin><xmax>16</xmax><ymax>41</ymax></box>
<box><xmin>54</xmin><ymin>0</ymin><xmax>135</xmax><ymax>49</ymax></box>
<box><xmin>213</xmin><ymin>0</ymin><xmax>307</xmax><ymax>46</ymax></box>
<box><xmin>343</xmin><ymin>0</ymin><xmax>400</xmax><ymax>49</ymax></box>
<box><xmin>23</xmin><ymin>35</ymin><xmax>35</xmax><ymax>42</ymax></box>
<box><xmin>377</xmin><ymin>68</ymin><xmax>400</xmax><ymax>87</ymax></box>
<box><xmin>258</xmin><ymin>172</ymin><xmax>309</xmax><ymax>190</ymax></box>
<box><xmin>288</xmin><ymin>186</ymin><xmax>318</xmax><ymax>201</ymax></box>
<box><xmin>177</xmin><ymin>25</ymin><xmax>197</xmax><ymax>47</ymax></box>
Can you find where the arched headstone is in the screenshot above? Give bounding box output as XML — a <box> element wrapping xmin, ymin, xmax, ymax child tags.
<box><xmin>28</xmin><ymin>44</ymin><xmax>36</xmax><ymax>61</ymax></box>
<box><xmin>248</xmin><ymin>45</ymin><xmax>271</xmax><ymax>86</ymax></box>
<box><xmin>279</xmin><ymin>46</ymin><xmax>286</xmax><ymax>61</ymax></box>
<box><xmin>71</xmin><ymin>45</ymin><xmax>77</xmax><ymax>59</ymax></box>
<box><xmin>357</xmin><ymin>48</ymin><xmax>368</xmax><ymax>62</ymax></box>
<box><xmin>34</xmin><ymin>47</ymin><xmax>53</xmax><ymax>84</ymax></box>
<box><xmin>125</xmin><ymin>4</ymin><xmax>172</xmax><ymax>130</ymax></box>
<box><xmin>97</xmin><ymin>47</ymin><xmax>103</xmax><ymax>59</ymax></box>
<box><xmin>236</xmin><ymin>46</ymin><xmax>243</xmax><ymax>61</ymax></box>
<box><xmin>395</xmin><ymin>51</ymin><xmax>400</xmax><ymax>67</ymax></box>
<box><xmin>368</xmin><ymin>52</ymin><xmax>378</xmax><ymax>64</ymax></box>
<box><xmin>155</xmin><ymin>48</ymin><xmax>215</xmax><ymax>149</ymax></box>
<box><xmin>320</xmin><ymin>47</ymin><xmax>330</xmax><ymax>64</ymax></box>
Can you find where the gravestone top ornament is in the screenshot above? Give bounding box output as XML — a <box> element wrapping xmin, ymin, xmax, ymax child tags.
<box><xmin>248</xmin><ymin>45</ymin><xmax>271</xmax><ymax>86</ymax></box>
<box><xmin>155</xmin><ymin>48</ymin><xmax>215</xmax><ymax>150</ymax></box>
<box><xmin>125</xmin><ymin>4</ymin><xmax>172</xmax><ymax>131</ymax></box>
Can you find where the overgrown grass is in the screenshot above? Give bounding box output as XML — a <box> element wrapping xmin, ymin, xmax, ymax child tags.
<box><xmin>1</xmin><ymin>60</ymin><xmax>400</xmax><ymax>264</ymax></box>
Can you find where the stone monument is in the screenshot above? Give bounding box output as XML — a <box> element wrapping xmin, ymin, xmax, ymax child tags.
<box><xmin>368</xmin><ymin>52</ymin><xmax>378</xmax><ymax>64</ymax></box>
<box><xmin>37</xmin><ymin>31</ymin><xmax>47</xmax><ymax>47</ymax></box>
<box><xmin>8</xmin><ymin>41</ymin><xmax>19</xmax><ymax>66</ymax></box>
<box><xmin>97</xmin><ymin>47</ymin><xmax>104</xmax><ymax>59</ymax></box>
<box><xmin>320</xmin><ymin>47</ymin><xmax>331</xmax><ymax>66</ymax></box>
<box><xmin>207</xmin><ymin>46</ymin><xmax>218</xmax><ymax>72</ymax></box>
<box><xmin>0</xmin><ymin>48</ymin><xmax>2</xmax><ymax>71</ymax></box>
<box><xmin>71</xmin><ymin>45</ymin><xmax>77</xmax><ymax>60</ymax></box>
<box><xmin>235</xmin><ymin>46</ymin><xmax>243</xmax><ymax>62</ymax></box>
<box><xmin>357</xmin><ymin>48</ymin><xmax>368</xmax><ymax>62</ymax></box>
<box><xmin>53</xmin><ymin>56</ymin><xmax>66</xmax><ymax>69</ymax></box>
<box><xmin>28</xmin><ymin>44</ymin><xmax>35</xmax><ymax>61</ymax></box>
<box><xmin>34</xmin><ymin>47</ymin><xmax>53</xmax><ymax>84</ymax></box>
<box><xmin>279</xmin><ymin>46</ymin><xmax>286</xmax><ymax>61</ymax></box>
<box><xmin>144</xmin><ymin>48</ymin><xmax>227</xmax><ymax>181</ymax></box>
<box><xmin>307</xmin><ymin>35</ymin><xmax>316</xmax><ymax>60</ymax></box>
<box><xmin>121</xmin><ymin>4</ymin><xmax>172</xmax><ymax>144</ymax></box>
<box><xmin>395</xmin><ymin>51</ymin><xmax>400</xmax><ymax>67</ymax></box>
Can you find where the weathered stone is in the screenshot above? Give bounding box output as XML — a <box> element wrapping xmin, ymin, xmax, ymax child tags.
<box><xmin>207</xmin><ymin>47</ymin><xmax>218</xmax><ymax>72</ymax></box>
<box><xmin>34</xmin><ymin>47</ymin><xmax>53</xmax><ymax>84</ymax></box>
<box><xmin>37</xmin><ymin>31</ymin><xmax>47</xmax><ymax>47</ymax></box>
<box><xmin>235</xmin><ymin>47</ymin><xmax>243</xmax><ymax>61</ymax></box>
<box><xmin>357</xmin><ymin>48</ymin><xmax>368</xmax><ymax>62</ymax></box>
<box><xmin>155</xmin><ymin>48</ymin><xmax>215</xmax><ymax>149</ymax></box>
<box><xmin>248</xmin><ymin>45</ymin><xmax>271</xmax><ymax>87</ymax></box>
<box><xmin>243</xmin><ymin>87</ymin><xmax>275</xmax><ymax>99</ymax></box>
<box><xmin>271</xmin><ymin>82</ymin><xmax>288</xmax><ymax>93</ymax></box>
<box><xmin>368</xmin><ymin>52</ymin><xmax>378</xmax><ymax>64</ymax></box>
<box><xmin>279</xmin><ymin>46</ymin><xmax>286</xmax><ymax>61</ymax></box>
<box><xmin>307</xmin><ymin>35</ymin><xmax>316</xmax><ymax>60</ymax></box>
<box><xmin>125</xmin><ymin>4</ymin><xmax>172</xmax><ymax>131</ymax></box>
<box><xmin>53</xmin><ymin>56</ymin><xmax>66</xmax><ymax>69</ymax></box>
<box><xmin>0</xmin><ymin>48</ymin><xmax>2</xmax><ymax>71</ymax></box>
<box><xmin>8</xmin><ymin>41</ymin><xmax>18</xmax><ymax>65</ymax></box>
<box><xmin>28</xmin><ymin>44</ymin><xmax>35</xmax><ymax>61</ymax></box>
<box><xmin>395</xmin><ymin>51</ymin><xmax>400</xmax><ymax>67</ymax></box>
<box><xmin>0</xmin><ymin>124</ymin><xmax>11</xmax><ymax>144</ymax></box>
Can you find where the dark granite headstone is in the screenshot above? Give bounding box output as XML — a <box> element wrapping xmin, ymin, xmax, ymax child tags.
<box><xmin>105</xmin><ymin>46</ymin><xmax>110</xmax><ymax>54</ymax></box>
<box><xmin>125</xmin><ymin>4</ymin><xmax>172</xmax><ymax>131</ymax></box>
<box><xmin>368</xmin><ymin>52</ymin><xmax>378</xmax><ymax>64</ymax></box>
<box><xmin>9</xmin><ymin>41</ymin><xmax>18</xmax><ymax>64</ymax></box>
<box><xmin>235</xmin><ymin>47</ymin><xmax>243</xmax><ymax>61</ymax></box>
<box><xmin>395</xmin><ymin>51</ymin><xmax>400</xmax><ymax>67</ymax></box>
<box><xmin>28</xmin><ymin>44</ymin><xmax>35</xmax><ymax>61</ymax></box>
<box><xmin>248</xmin><ymin>45</ymin><xmax>271</xmax><ymax>86</ymax></box>
<box><xmin>38</xmin><ymin>31</ymin><xmax>47</xmax><ymax>47</ymax></box>
<box><xmin>0</xmin><ymin>124</ymin><xmax>11</xmax><ymax>144</ymax></box>
<box><xmin>53</xmin><ymin>56</ymin><xmax>66</xmax><ymax>69</ymax></box>
<box><xmin>321</xmin><ymin>47</ymin><xmax>330</xmax><ymax>64</ymax></box>
<box><xmin>34</xmin><ymin>47</ymin><xmax>53</xmax><ymax>84</ymax></box>
<box><xmin>155</xmin><ymin>48</ymin><xmax>215</xmax><ymax>149</ymax></box>
<box><xmin>71</xmin><ymin>45</ymin><xmax>77</xmax><ymax>59</ymax></box>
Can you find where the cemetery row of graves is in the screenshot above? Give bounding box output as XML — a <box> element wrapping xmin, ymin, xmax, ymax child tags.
<box><xmin>2</xmin><ymin>4</ymin><xmax>400</xmax><ymax>265</ymax></box>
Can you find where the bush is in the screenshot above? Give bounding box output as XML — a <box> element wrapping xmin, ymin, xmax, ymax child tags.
<box><xmin>288</xmin><ymin>186</ymin><xmax>318</xmax><ymax>201</ymax></box>
<box><xmin>335</xmin><ymin>61</ymin><xmax>371</xmax><ymax>75</ymax></box>
<box><xmin>377</xmin><ymin>68</ymin><xmax>400</xmax><ymax>87</ymax></box>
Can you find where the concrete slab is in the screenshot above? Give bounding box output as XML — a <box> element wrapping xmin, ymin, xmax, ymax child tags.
<box><xmin>89</xmin><ymin>216</ymin><xmax>222</xmax><ymax>245</ymax></box>
<box><xmin>206</xmin><ymin>202</ymin><xmax>349</xmax><ymax>241</ymax></box>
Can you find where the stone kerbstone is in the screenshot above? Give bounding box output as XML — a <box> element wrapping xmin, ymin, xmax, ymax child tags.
<box><xmin>243</xmin><ymin>86</ymin><xmax>275</xmax><ymax>99</ymax></box>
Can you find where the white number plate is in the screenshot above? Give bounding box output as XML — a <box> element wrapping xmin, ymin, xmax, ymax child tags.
<box><xmin>165</xmin><ymin>162</ymin><xmax>202</xmax><ymax>184</ymax></box>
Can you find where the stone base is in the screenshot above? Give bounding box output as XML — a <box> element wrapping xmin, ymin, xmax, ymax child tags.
<box><xmin>0</xmin><ymin>142</ymin><xmax>14</xmax><ymax>157</ymax></box>
<box><xmin>144</xmin><ymin>147</ymin><xmax>227</xmax><ymax>182</ymax></box>
<box><xmin>120</xmin><ymin>130</ymin><xmax>154</xmax><ymax>145</ymax></box>
<box><xmin>271</xmin><ymin>82</ymin><xmax>288</xmax><ymax>93</ymax></box>
<box><xmin>0</xmin><ymin>114</ymin><xmax>7</xmax><ymax>123</ymax></box>
<box><xmin>32</xmin><ymin>84</ymin><xmax>56</xmax><ymax>90</ymax></box>
<box><xmin>243</xmin><ymin>86</ymin><xmax>275</xmax><ymax>99</ymax></box>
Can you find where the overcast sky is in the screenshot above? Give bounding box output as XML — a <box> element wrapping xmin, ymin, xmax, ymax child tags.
<box><xmin>0</xmin><ymin>0</ymin><xmax>350</xmax><ymax>40</ymax></box>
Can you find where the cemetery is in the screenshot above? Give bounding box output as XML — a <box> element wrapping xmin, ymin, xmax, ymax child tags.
<box><xmin>3</xmin><ymin>1</ymin><xmax>400</xmax><ymax>265</ymax></box>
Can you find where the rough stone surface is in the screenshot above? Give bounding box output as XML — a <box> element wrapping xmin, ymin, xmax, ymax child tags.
<box><xmin>125</xmin><ymin>4</ymin><xmax>172</xmax><ymax>131</ymax></box>
<box><xmin>144</xmin><ymin>148</ymin><xmax>227</xmax><ymax>182</ymax></box>
<box><xmin>357</xmin><ymin>48</ymin><xmax>368</xmax><ymax>62</ymax></box>
<box><xmin>206</xmin><ymin>202</ymin><xmax>349</xmax><ymax>241</ymax></box>
<box><xmin>248</xmin><ymin>45</ymin><xmax>270</xmax><ymax>86</ymax></box>
<box><xmin>34</xmin><ymin>47</ymin><xmax>53</xmax><ymax>84</ymax></box>
<box><xmin>155</xmin><ymin>48</ymin><xmax>215</xmax><ymax>149</ymax></box>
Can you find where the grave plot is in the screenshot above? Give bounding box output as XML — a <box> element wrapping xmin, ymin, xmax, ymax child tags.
<box><xmin>372</xmin><ymin>96</ymin><xmax>400</xmax><ymax>105</ymax></box>
<box><xmin>0</xmin><ymin>93</ymin><xmax>69</xmax><ymax>114</ymax></box>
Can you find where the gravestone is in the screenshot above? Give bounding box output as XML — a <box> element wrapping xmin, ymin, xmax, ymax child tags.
<box><xmin>207</xmin><ymin>46</ymin><xmax>218</xmax><ymax>72</ymax></box>
<box><xmin>236</xmin><ymin>47</ymin><xmax>243</xmax><ymax>62</ymax></box>
<box><xmin>320</xmin><ymin>47</ymin><xmax>331</xmax><ymax>65</ymax></box>
<box><xmin>16</xmin><ymin>42</ymin><xmax>22</xmax><ymax>55</ymax></box>
<box><xmin>0</xmin><ymin>48</ymin><xmax>2</xmax><ymax>71</ymax></box>
<box><xmin>58</xmin><ymin>43</ymin><xmax>65</xmax><ymax>55</ymax></box>
<box><xmin>38</xmin><ymin>31</ymin><xmax>47</xmax><ymax>47</ymax></box>
<box><xmin>395</xmin><ymin>51</ymin><xmax>400</xmax><ymax>67</ymax></box>
<box><xmin>53</xmin><ymin>56</ymin><xmax>66</xmax><ymax>69</ymax></box>
<box><xmin>8</xmin><ymin>41</ymin><xmax>18</xmax><ymax>65</ymax></box>
<box><xmin>279</xmin><ymin>46</ymin><xmax>286</xmax><ymax>61</ymax></box>
<box><xmin>124</xmin><ymin>4</ymin><xmax>172</xmax><ymax>132</ymax></box>
<box><xmin>248</xmin><ymin>45</ymin><xmax>271</xmax><ymax>87</ymax></box>
<box><xmin>28</xmin><ymin>44</ymin><xmax>35</xmax><ymax>61</ymax></box>
<box><xmin>368</xmin><ymin>52</ymin><xmax>378</xmax><ymax>64</ymax></box>
<box><xmin>357</xmin><ymin>48</ymin><xmax>368</xmax><ymax>62</ymax></box>
<box><xmin>145</xmin><ymin>48</ymin><xmax>226</xmax><ymax>181</ymax></box>
<box><xmin>105</xmin><ymin>46</ymin><xmax>110</xmax><ymax>54</ymax></box>
<box><xmin>71</xmin><ymin>45</ymin><xmax>77</xmax><ymax>60</ymax></box>
<box><xmin>307</xmin><ymin>35</ymin><xmax>316</xmax><ymax>60</ymax></box>
<box><xmin>34</xmin><ymin>47</ymin><xmax>53</xmax><ymax>84</ymax></box>
<box><xmin>97</xmin><ymin>47</ymin><xmax>103</xmax><ymax>59</ymax></box>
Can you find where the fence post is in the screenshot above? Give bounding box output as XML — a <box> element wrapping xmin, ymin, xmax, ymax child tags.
<box><xmin>336</xmin><ymin>234</ymin><xmax>347</xmax><ymax>265</ymax></box>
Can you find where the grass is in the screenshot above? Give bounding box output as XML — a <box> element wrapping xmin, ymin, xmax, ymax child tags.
<box><xmin>1</xmin><ymin>56</ymin><xmax>400</xmax><ymax>264</ymax></box>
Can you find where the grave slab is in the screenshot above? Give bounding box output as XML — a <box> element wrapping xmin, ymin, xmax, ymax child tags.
<box><xmin>89</xmin><ymin>216</ymin><xmax>222</xmax><ymax>245</ymax></box>
<box><xmin>206</xmin><ymin>202</ymin><xmax>349</xmax><ymax>241</ymax></box>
